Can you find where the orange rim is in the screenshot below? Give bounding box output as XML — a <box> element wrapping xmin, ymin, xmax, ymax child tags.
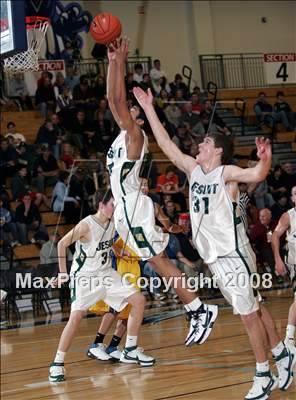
<box><xmin>25</xmin><ymin>16</ymin><xmax>50</xmax><ymax>29</ymax></box>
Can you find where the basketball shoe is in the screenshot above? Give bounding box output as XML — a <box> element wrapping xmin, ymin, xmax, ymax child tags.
<box><xmin>120</xmin><ymin>346</ymin><xmax>155</xmax><ymax>367</ymax></box>
<box><xmin>106</xmin><ymin>346</ymin><xmax>122</xmax><ymax>361</ymax></box>
<box><xmin>274</xmin><ymin>345</ymin><xmax>295</xmax><ymax>390</ymax></box>
<box><xmin>48</xmin><ymin>362</ymin><xmax>65</xmax><ymax>382</ymax></box>
<box><xmin>245</xmin><ymin>370</ymin><xmax>278</xmax><ymax>400</ymax></box>
<box><xmin>87</xmin><ymin>343</ymin><xmax>111</xmax><ymax>361</ymax></box>
<box><xmin>185</xmin><ymin>303</ymin><xmax>218</xmax><ymax>346</ymax></box>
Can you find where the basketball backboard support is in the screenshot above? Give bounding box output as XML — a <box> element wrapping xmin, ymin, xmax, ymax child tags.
<box><xmin>0</xmin><ymin>0</ymin><xmax>27</xmax><ymax>59</ymax></box>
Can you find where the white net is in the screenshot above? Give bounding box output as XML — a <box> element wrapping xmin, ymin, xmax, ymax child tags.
<box><xmin>3</xmin><ymin>17</ymin><xmax>49</xmax><ymax>74</ymax></box>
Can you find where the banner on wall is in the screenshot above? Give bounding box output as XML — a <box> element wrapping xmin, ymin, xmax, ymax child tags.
<box><xmin>24</xmin><ymin>59</ymin><xmax>66</xmax><ymax>96</ymax></box>
<box><xmin>264</xmin><ymin>53</ymin><xmax>296</xmax><ymax>85</ymax></box>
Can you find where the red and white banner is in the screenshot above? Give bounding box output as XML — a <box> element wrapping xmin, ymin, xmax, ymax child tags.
<box><xmin>264</xmin><ymin>53</ymin><xmax>296</xmax><ymax>84</ymax></box>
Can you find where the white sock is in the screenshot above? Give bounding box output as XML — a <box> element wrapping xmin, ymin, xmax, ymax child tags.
<box><xmin>125</xmin><ymin>335</ymin><xmax>137</xmax><ymax>349</ymax></box>
<box><xmin>286</xmin><ymin>324</ymin><xmax>295</xmax><ymax>342</ymax></box>
<box><xmin>256</xmin><ymin>360</ymin><xmax>269</xmax><ymax>373</ymax></box>
<box><xmin>54</xmin><ymin>350</ymin><xmax>66</xmax><ymax>363</ymax></box>
<box><xmin>271</xmin><ymin>341</ymin><xmax>285</xmax><ymax>358</ymax></box>
<box><xmin>185</xmin><ymin>297</ymin><xmax>202</xmax><ymax>312</ymax></box>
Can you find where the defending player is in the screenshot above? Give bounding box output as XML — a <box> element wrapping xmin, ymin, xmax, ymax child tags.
<box><xmin>106</xmin><ymin>38</ymin><xmax>218</xmax><ymax>351</ymax></box>
<box><xmin>133</xmin><ymin>85</ymin><xmax>295</xmax><ymax>399</ymax></box>
<box><xmin>271</xmin><ymin>186</ymin><xmax>296</xmax><ymax>358</ymax></box>
<box><xmin>48</xmin><ymin>190</ymin><xmax>154</xmax><ymax>382</ymax></box>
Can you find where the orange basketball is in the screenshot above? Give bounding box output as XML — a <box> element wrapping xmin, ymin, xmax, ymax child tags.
<box><xmin>90</xmin><ymin>13</ymin><xmax>122</xmax><ymax>45</ymax></box>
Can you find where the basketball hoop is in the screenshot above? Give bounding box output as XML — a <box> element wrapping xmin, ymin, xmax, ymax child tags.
<box><xmin>3</xmin><ymin>16</ymin><xmax>50</xmax><ymax>74</ymax></box>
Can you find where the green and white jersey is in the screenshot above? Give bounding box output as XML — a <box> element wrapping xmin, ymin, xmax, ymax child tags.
<box><xmin>286</xmin><ymin>208</ymin><xmax>296</xmax><ymax>265</ymax></box>
<box><xmin>189</xmin><ymin>165</ymin><xmax>249</xmax><ymax>264</ymax></box>
<box><xmin>71</xmin><ymin>215</ymin><xmax>115</xmax><ymax>274</ymax></box>
<box><xmin>106</xmin><ymin>130</ymin><xmax>148</xmax><ymax>203</ymax></box>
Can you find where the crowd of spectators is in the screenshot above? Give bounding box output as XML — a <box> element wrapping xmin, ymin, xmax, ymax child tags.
<box><xmin>0</xmin><ymin>58</ymin><xmax>296</xmax><ymax>305</ymax></box>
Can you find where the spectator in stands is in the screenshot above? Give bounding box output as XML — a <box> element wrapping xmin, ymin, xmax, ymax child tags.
<box><xmin>251</xmin><ymin>179</ymin><xmax>275</xmax><ymax>210</ymax></box>
<box><xmin>52</xmin><ymin>171</ymin><xmax>81</xmax><ymax>224</ymax></box>
<box><xmin>191</xmin><ymin>93</ymin><xmax>202</xmax><ymax>115</ymax></box>
<box><xmin>155</xmin><ymin>89</ymin><xmax>169</xmax><ymax>109</ymax></box>
<box><xmin>35</xmin><ymin>117</ymin><xmax>60</xmax><ymax>159</ymax></box>
<box><xmin>0</xmin><ymin>197</ymin><xmax>19</xmax><ymax>248</ymax></box>
<box><xmin>69</xmin><ymin>167</ymin><xmax>94</xmax><ymax>216</ymax></box>
<box><xmin>8</xmin><ymin>73</ymin><xmax>33</xmax><ymax>110</ymax></box>
<box><xmin>92</xmin><ymin>109</ymin><xmax>113</xmax><ymax>153</ymax></box>
<box><xmin>0</xmin><ymin>138</ymin><xmax>17</xmax><ymax>186</ymax></box>
<box><xmin>249</xmin><ymin>208</ymin><xmax>278</xmax><ymax>277</ymax></box>
<box><xmin>70</xmin><ymin>109</ymin><xmax>94</xmax><ymax>156</ymax></box>
<box><xmin>64</xmin><ymin>65</ymin><xmax>79</xmax><ymax>91</ymax></box>
<box><xmin>5</xmin><ymin>122</ymin><xmax>26</xmax><ymax>145</ymax></box>
<box><xmin>200</xmin><ymin>100</ymin><xmax>231</xmax><ymax>135</ymax></box>
<box><xmin>40</xmin><ymin>231</ymin><xmax>60</xmax><ymax>264</ymax></box>
<box><xmin>267</xmin><ymin>165</ymin><xmax>287</xmax><ymax>197</ymax></box>
<box><xmin>274</xmin><ymin>91</ymin><xmax>296</xmax><ymax>130</ymax></box>
<box><xmin>11</xmin><ymin>166</ymin><xmax>51</xmax><ymax>208</ymax></box>
<box><xmin>93</xmin><ymin>75</ymin><xmax>106</xmax><ymax>100</ymax></box>
<box><xmin>60</xmin><ymin>142</ymin><xmax>75</xmax><ymax>170</ymax></box>
<box><xmin>163</xmin><ymin>200</ymin><xmax>179</xmax><ymax>224</ymax></box>
<box><xmin>254</xmin><ymin>92</ymin><xmax>292</xmax><ymax>132</ymax></box>
<box><xmin>156</xmin><ymin>165</ymin><xmax>187</xmax><ymax>211</ymax></box>
<box><xmin>35</xmin><ymin>75</ymin><xmax>55</xmax><ymax>118</ymax></box>
<box><xmin>15</xmin><ymin>193</ymin><xmax>48</xmax><ymax>244</ymax></box>
<box><xmin>32</xmin><ymin>145</ymin><xmax>59</xmax><ymax>193</ymax></box>
<box><xmin>282</xmin><ymin>162</ymin><xmax>296</xmax><ymax>192</ymax></box>
<box><xmin>140</xmin><ymin>73</ymin><xmax>155</xmax><ymax>94</ymax></box>
<box><xmin>169</xmin><ymin>74</ymin><xmax>188</xmax><ymax>99</ymax></box>
<box><xmin>97</xmin><ymin>98</ymin><xmax>116</xmax><ymax>133</ymax></box>
<box><xmin>60</xmin><ymin>40</ymin><xmax>74</xmax><ymax>63</ymax></box>
<box><xmin>53</xmin><ymin>72</ymin><xmax>66</xmax><ymax>100</ymax></box>
<box><xmin>181</xmin><ymin>102</ymin><xmax>201</xmax><ymax>130</ymax></box>
<box><xmin>133</xmin><ymin>63</ymin><xmax>144</xmax><ymax>83</ymax></box>
<box><xmin>164</xmin><ymin>96</ymin><xmax>182</xmax><ymax>128</ymax></box>
<box><xmin>125</xmin><ymin>72</ymin><xmax>138</xmax><ymax>97</ymax></box>
<box><xmin>271</xmin><ymin>192</ymin><xmax>289</xmax><ymax>222</ymax></box>
<box><xmin>55</xmin><ymin>86</ymin><xmax>76</xmax><ymax>127</ymax></box>
<box><xmin>152</xmin><ymin>76</ymin><xmax>171</xmax><ymax>96</ymax></box>
<box><xmin>175</xmin><ymin>88</ymin><xmax>185</xmax><ymax>104</ymax></box>
<box><xmin>72</xmin><ymin>75</ymin><xmax>96</xmax><ymax>111</ymax></box>
<box><xmin>51</xmin><ymin>113</ymin><xmax>66</xmax><ymax>140</ymax></box>
<box><xmin>150</xmin><ymin>59</ymin><xmax>166</xmax><ymax>85</ymax></box>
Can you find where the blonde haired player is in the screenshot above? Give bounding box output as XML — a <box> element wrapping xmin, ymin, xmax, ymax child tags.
<box><xmin>106</xmin><ymin>38</ymin><xmax>218</xmax><ymax>354</ymax></box>
<box><xmin>48</xmin><ymin>190</ymin><xmax>154</xmax><ymax>382</ymax></box>
<box><xmin>272</xmin><ymin>186</ymin><xmax>296</xmax><ymax>359</ymax></box>
<box><xmin>133</xmin><ymin>85</ymin><xmax>295</xmax><ymax>400</ymax></box>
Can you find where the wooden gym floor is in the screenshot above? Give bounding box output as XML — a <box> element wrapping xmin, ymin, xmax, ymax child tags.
<box><xmin>1</xmin><ymin>290</ymin><xmax>295</xmax><ymax>400</ymax></box>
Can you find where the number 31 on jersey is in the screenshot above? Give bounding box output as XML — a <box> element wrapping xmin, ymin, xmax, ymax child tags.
<box><xmin>264</xmin><ymin>54</ymin><xmax>296</xmax><ymax>84</ymax></box>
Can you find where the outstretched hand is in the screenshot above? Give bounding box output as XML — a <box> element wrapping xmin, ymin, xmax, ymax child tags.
<box><xmin>107</xmin><ymin>36</ymin><xmax>129</xmax><ymax>63</ymax></box>
<box><xmin>256</xmin><ymin>137</ymin><xmax>272</xmax><ymax>162</ymax></box>
<box><xmin>133</xmin><ymin>87</ymin><xmax>153</xmax><ymax>109</ymax></box>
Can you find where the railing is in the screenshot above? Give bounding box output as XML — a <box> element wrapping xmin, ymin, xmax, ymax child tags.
<box><xmin>74</xmin><ymin>56</ymin><xmax>152</xmax><ymax>80</ymax></box>
<box><xmin>199</xmin><ymin>54</ymin><xmax>267</xmax><ymax>89</ymax></box>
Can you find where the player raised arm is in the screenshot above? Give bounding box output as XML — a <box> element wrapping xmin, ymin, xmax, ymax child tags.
<box><xmin>106</xmin><ymin>38</ymin><xmax>143</xmax><ymax>158</ymax></box>
<box><xmin>133</xmin><ymin>86</ymin><xmax>196</xmax><ymax>175</ymax></box>
<box><xmin>223</xmin><ymin>137</ymin><xmax>272</xmax><ymax>183</ymax></box>
<box><xmin>271</xmin><ymin>212</ymin><xmax>290</xmax><ymax>276</ymax></box>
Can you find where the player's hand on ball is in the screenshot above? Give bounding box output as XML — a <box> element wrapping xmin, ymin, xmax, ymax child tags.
<box><xmin>133</xmin><ymin>87</ymin><xmax>153</xmax><ymax>109</ymax></box>
<box><xmin>256</xmin><ymin>137</ymin><xmax>272</xmax><ymax>161</ymax></box>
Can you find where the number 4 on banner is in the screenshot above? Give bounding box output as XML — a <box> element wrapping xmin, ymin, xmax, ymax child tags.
<box><xmin>276</xmin><ymin>63</ymin><xmax>288</xmax><ymax>82</ymax></box>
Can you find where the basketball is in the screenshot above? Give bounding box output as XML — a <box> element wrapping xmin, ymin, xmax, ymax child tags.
<box><xmin>90</xmin><ymin>13</ymin><xmax>122</xmax><ymax>45</ymax></box>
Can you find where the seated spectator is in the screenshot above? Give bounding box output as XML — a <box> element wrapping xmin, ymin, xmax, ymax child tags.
<box><xmin>0</xmin><ymin>197</ymin><xmax>19</xmax><ymax>249</ymax></box>
<box><xmin>97</xmin><ymin>98</ymin><xmax>117</xmax><ymax>133</ymax></box>
<box><xmin>11</xmin><ymin>166</ymin><xmax>51</xmax><ymax>208</ymax></box>
<box><xmin>64</xmin><ymin>65</ymin><xmax>79</xmax><ymax>91</ymax></box>
<box><xmin>15</xmin><ymin>193</ymin><xmax>48</xmax><ymax>244</ymax></box>
<box><xmin>8</xmin><ymin>73</ymin><xmax>33</xmax><ymax>110</ymax></box>
<box><xmin>249</xmin><ymin>208</ymin><xmax>278</xmax><ymax>278</ymax></box>
<box><xmin>5</xmin><ymin>122</ymin><xmax>26</xmax><ymax>145</ymax></box>
<box><xmin>191</xmin><ymin>93</ymin><xmax>202</xmax><ymax>115</ymax></box>
<box><xmin>163</xmin><ymin>200</ymin><xmax>179</xmax><ymax>224</ymax></box>
<box><xmin>152</xmin><ymin>76</ymin><xmax>171</xmax><ymax>96</ymax></box>
<box><xmin>93</xmin><ymin>75</ymin><xmax>106</xmax><ymax>100</ymax></box>
<box><xmin>32</xmin><ymin>145</ymin><xmax>59</xmax><ymax>193</ymax></box>
<box><xmin>133</xmin><ymin>63</ymin><xmax>144</xmax><ymax>83</ymax></box>
<box><xmin>149</xmin><ymin>59</ymin><xmax>166</xmax><ymax>85</ymax></box>
<box><xmin>52</xmin><ymin>171</ymin><xmax>81</xmax><ymax>224</ymax></box>
<box><xmin>169</xmin><ymin>74</ymin><xmax>189</xmax><ymax>99</ymax></box>
<box><xmin>60</xmin><ymin>40</ymin><xmax>74</xmax><ymax>63</ymax></box>
<box><xmin>125</xmin><ymin>72</ymin><xmax>138</xmax><ymax>96</ymax></box>
<box><xmin>155</xmin><ymin>89</ymin><xmax>169</xmax><ymax>109</ymax></box>
<box><xmin>175</xmin><ymin>88</ymin><xmax>185</xmax><ymax>104</ymax></box>
<box><xmin>271</xmin><ymin>192</ymin><xmax>289</xmax><ymax>221</ymax></box>
<box><xmin>60</xmin><ymin>142</ymin><xmax>75</xmax><ymax>170</ymax></box>
<box><xmin>164</xmin><ymin>96</ymin><xmax>182</xmax><ymax>128</ymax></box>
<box><xmin>251</xmin><ymin>179</ymin><xmax>275</xmax><ymax>210</ymax></box>
<box><xmin>181</xmin><ymin>102</ymin><xmax>201</xmax><ymax>130</ymax></box>
<box><xmin>35</xmin><ymin>75</ymin><xmax>55</xmax><ymax>118</ymax></box>
<box><xmin>56</xmin><ymin>86</ymin><xmax>76</xmax><ymax>127</ymax></box>
<box><xmin>282</xmin><ymin>162</ymin><xmax>296</xmax><ymax>192</ymax></box>
<box><xmin>140</xmin><ymin>73</ymin><xmax>155</xmax><ymax>94</ymax></box>
<box><xmin>68</xmin><ymin>167</ymin><xmax>94</xmax><ymax>217</ymax></box>
<box><xmin>72</xmin><ymin>75</ymin><xmax>96</xmax><ymax>111</ymax></box>
<box><xmin>0</xmin><ymin>138</ymin><xmax>17</xmax><ymax>186</ymax></box>
<box><xmin>254</xmin><ymin>92</ymin><xmax>292</xmax><ymax>132</ymax></box>
<box><xmin>40</xmin><ymin>231</ymin><xmax>73</xmax><ymax>265</ymax></box>
<box><xmin>156</xmin><ymin>165</ymin><xmax>187</xmax><ymax>211</ymax></box>
<box><xmin>35</xmin><ymin>117</ymin><xmax>61</xmax><ymax>159</ymax></box>
<box><xmin>70</xmin><ymin>109</ymin><xmax>96</xmax><ymax>156</ymax></box>
<box><xmin>267</xmin><ymin>165</ymin><xmax>287</xmax><ymax>197</ymax></box>
<box><xmin>53</xmin><ymin>72</ymin><xmax>66</xmax><ymax>99</ymax></box>
<box><xmin>92</xmin><ymin>109</ymin><xmax>113</xmax><ymax>153</ymax></box>
<box><xmin>274</xmin><ymin>91</ymin><xmax>295</xmax><ymax>130</ymax></box>
<box><xmin>200</xmin><ymin>100</ymin><xmax>231</xmax><ymax>135</ymax></box>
